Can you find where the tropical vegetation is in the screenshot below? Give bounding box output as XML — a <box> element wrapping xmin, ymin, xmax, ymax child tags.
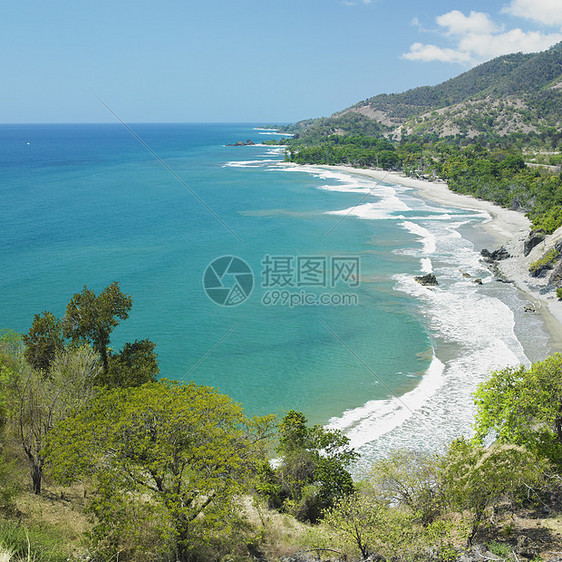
<box><xmin>1</xmin><ymin>287</ymin><xmax>562</xmax><ymax>561</ymax></box>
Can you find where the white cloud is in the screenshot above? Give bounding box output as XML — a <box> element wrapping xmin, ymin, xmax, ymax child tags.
<box><xmin>403</xmin><ymin>42</ymin><xmax>473</xmax><ymax>63</ymax></box>
<box><xmin>437</xmin><ymin>10</ymin><xmax>499</xmax><ymax>36</ymax></box>
<box><xmin>459</xmin><ymin>28</ymin><xmax>562</xmax><ymax>58</ymax></box>
<box><xmin>503</xmin><ymin>0</ymin><xmax>562</xmax><ymax>27</ymax></box>
<box><xmin>402</xmin><ymin>9</ymin><xmax>562</xmax><ymax>65</ymax></box>
<box><xmin>411</xmin><ymin>16</ymin><xmax>433</xmax><ymax>33</ymax></box>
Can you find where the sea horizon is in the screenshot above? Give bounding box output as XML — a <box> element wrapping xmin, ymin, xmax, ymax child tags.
<box><xmin>0</xmin><ymin>122</ymin><xmax>552</xmax><ymax>467</ymax></box>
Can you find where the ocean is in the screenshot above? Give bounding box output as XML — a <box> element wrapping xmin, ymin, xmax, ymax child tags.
<box><xmin>0</xmin><ymin>123</ymin><xmax>552</xmax><ymax>467</ymax></box>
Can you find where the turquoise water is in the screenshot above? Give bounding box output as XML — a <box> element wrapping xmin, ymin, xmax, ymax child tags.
<box><xmin>1</xmin><ymin>124</ymin><xmax>430</xmax><ymax>420</ymax></box>
<box><xmin>0</xmin><ymin>124</ymin><xmax>549</xmax><ymax>458</ymax></box>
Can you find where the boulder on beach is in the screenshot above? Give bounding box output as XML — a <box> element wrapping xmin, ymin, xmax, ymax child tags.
<box><xmin>481</xmin><ymin>246</ymin><xmax>510</xmax><ymax>262</ymax></box>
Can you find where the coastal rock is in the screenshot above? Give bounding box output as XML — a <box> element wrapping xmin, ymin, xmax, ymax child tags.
<box><xmin>415</xmin><ymin>273</ymin><xmax>438</xmax><ymax>286</ymax></box>
<box><xmin>524</xmin><ymin>230</ymin><xmax>546</xmax><ymax>256</ymax></box>
<box><xmin>481</xmin><ymin>246</ymin><xmax>510</xmax><ymax>262</ymax></box>
<box><xmin>530</xmin><ymin>259</ymin><xmax>557</xmax><ymax>278</ymax></box>
<box><xmin>547</xmin><ymin>259</ymin><xmax>562</xmax><ymax>289</ymax></box>
<box><xmin>226</xmin><ymin>139</ymin><xmax>256</xmax><ymax>147</ymax></box>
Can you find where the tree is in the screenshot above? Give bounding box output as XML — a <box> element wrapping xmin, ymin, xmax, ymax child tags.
<box><xmin>369</xmin><ymin>449</ymin><xmax>443</xmax><ymax>526</ymax></box>
<box><xmin>63</xmin><ymin>282</ymin><xmax>132</xmax><ymax>373</ymax></box>
<box><xmin>0</xmin><ymin>332</ymin><xmax>20</xmax><ymax>514</ymax></box>
<box><xmin>263</xmin><ymin>410</ymin><xmax>357</xmax><ymax>522</ymax></box>
<box><xmin>317</xmin><ymin>481</ymin><xmax>460</xmax><ymax>562</ymax></box>
<box><xmin>8</xmin><ymin>345</ymin><xmax>100</xmax><ymax>494</ymax></box>
<box><xmin>104</xmin><ymin>338</ymin><xmax>159</xmax><ymax>388</ymax></box>
<box><xmin>22</xmin><ymin>311</ymin><xmax>64</xmax><ymax>372</ymax></box>
<box><xmin>474</xmin><ymin>354</ymin><xmax>562</xmax><ymax>465</ymax></box>
<box><xmin>441</xmin><ymin>438</ymin><xmax>546</xmax><ymax>545</ymax></box>
<box><xmin>321</xmin><ymin>489</ymin><xmax>392</xmax><ymax>560</ymax></box>
<box><xmin>45</xmin><ymin>380</ymin><xmax>275</xmax><ymax>561</ymax></box>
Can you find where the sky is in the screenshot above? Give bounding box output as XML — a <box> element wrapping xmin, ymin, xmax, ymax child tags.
<box><xmin>1</xmin><ymin>0</ymin><xmax>561</xmax><ymax>124</ymax></box>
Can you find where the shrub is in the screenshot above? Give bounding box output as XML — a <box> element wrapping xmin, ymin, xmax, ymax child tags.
<box><xmin>529</xmin><ymin>247</ymin><xmax>559</xmax><ymax>275</ymax></box>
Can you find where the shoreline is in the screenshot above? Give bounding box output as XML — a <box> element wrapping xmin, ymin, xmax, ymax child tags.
<box><xmin>311</xmin><ymin>164</ymin><xmax>562</xmax><ymax>355</ymax></box>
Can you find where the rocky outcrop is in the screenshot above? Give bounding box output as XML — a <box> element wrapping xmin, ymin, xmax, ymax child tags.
<box><xmin>529</xmin><ymin>242</ymin><xmax>562</xmax><ymax>278</ymax></box>
<box><xmin>524</xmin><ymin>230</ymin><xmax>546</xmax><ymax>256</ymax></box>
<box><xmin>530</xmin><ymin>261</ymin><xmax>556</xmax><ymax>278</ymax></box>
<box><xmin>226</xmin><ymin>139</ymin><xmax>256</xmax><ymax>146</ymax></box>
<box><xmin>547</xmin><ymin>259</ymin><xmax>562</xmax><ymax>289</ymax></box>
<box><xmin>481</xmin><ymin>246</ymin><xmax>510</xmax><ymax>262</ymax></box>
<box><xmin>415</xmin><ymin>273</ymin><xmax>438</xmax><ymax>286</ymax></box>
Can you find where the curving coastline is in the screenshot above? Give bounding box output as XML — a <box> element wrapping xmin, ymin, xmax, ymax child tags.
<box><xmin>270</xmin><ymin>160</ymin><xmax>551</xmax><ymax>464</ymax></box>
<box><xmin>311</xmin><ymin>164</ymin><xmax>562</xmax><ymax>354</ymax></box>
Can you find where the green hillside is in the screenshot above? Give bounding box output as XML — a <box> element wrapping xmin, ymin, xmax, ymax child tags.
<box><xmin>287</xmin><ymin>41</ymin><xmax>562</xmax><ymax>141</ymax></box>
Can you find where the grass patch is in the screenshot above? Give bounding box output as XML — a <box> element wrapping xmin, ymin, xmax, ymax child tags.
<box><xmin>0</xmin><ymin>520</ymin><xmax>69</xmax><ymax>562</ymax></box>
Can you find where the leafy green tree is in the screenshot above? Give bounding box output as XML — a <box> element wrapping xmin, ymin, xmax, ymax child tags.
<box><xmin>22</xmin><ymin>311</ymin><xmax>64</xmax><ymax>373</ymax></box>
<box><xmin>441</xmin><ymin>438</ymin><xmax>546</xmax><ymax>544</ymax></box>
<box><xmin>8</xmin><ymin>345</ymin><xmax>100</xmax><ymax>494</ymax></box>
<box><xmin>370</xmin><ymin>449</ymin><xmax>443</xmax><ymax>525</ymax></box>
<box><xmin>104</xmin><ymin>338</ymin><xmax>159</xmax><ymax>388</ymax></box>
<box><xmin>264</xmin><ymin>410</ymin><xmax>357</xmax><ymax>522</ymax></box>
<box><xmin>63</xmin><ymin>282</ymin><xmax>132</xmax><ymax>373</ymax></box>
<box><xmin>474</xmin><ymin>354</ymin><xmax>562</xmax><ymax>465</ymax></box>
<box><xmin>0</xmin><ymin>334</ymin><xmax>20</xmax><ymax>515</ymax></box>
<box><xmin>317</xmin><ymin>481</ymin><xmax>460</xmax><ymax>561</ymax></box>
<box><xmin>45</xmin><ymin>380</ymin><xmax>275</xmax><ymax>561</ymax></box>
<box><xmin>320</xmin><ymin>488</ymin><xmax>392</xmax><ymax>560</ymax></box>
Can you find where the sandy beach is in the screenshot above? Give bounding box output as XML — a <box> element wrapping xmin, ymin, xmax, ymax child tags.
<box><xmin>314</xmin><ymin>165</ymin><xmax>562</xmax><ymax>353</ymax></box>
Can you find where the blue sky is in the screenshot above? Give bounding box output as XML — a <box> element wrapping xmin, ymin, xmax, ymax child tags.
<box><xmin>2</xmin><ymin>0</ymin><xmax>561</xmax><ymax>123</ymax></box>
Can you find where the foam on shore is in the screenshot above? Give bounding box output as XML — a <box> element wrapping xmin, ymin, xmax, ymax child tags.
<box><xmin>331</xmin><ymin>212</ymin><xmax>530</xmax><ymax>472</ymax></box>
<box><xmin>292</xmin><ymin>164</ymin><xmax>551</xmax><ymax>469</ymax></box>
<box><xmin>230</xmin><ymin>158</ymin><xmax>554</xmax><ymax>464</ymax></box>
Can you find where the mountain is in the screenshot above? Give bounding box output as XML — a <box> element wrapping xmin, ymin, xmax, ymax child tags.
<box><xmin>288</xmin><ymin>42</ymin><xmax>562</xmax><ymax>141</ymax></box>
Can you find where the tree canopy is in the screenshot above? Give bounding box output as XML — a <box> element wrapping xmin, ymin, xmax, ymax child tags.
<box><xmin>62</xmin><ymin>281</ymin><xmax>133</xmax><ymax>373</ymax></box>
<box><xmin>22</xmin><ymin>311</ymin><xmax>64</xmax><ymax>372</ymax></box>
<box><xmin>474</xmin><ymin>353</ymin><xmax>562</xmax><ymax>466</ymax></box>
<box><xmin>4</xmin><ymin>340</ymin><xmax>100</xmax><ymax>494</ymax></box>
<box><xmin>441</xmin><ymin>439</ymin><xmax>546</xmax><ymax>544</ymax></box>
<box><xmin>45</xmin><ymin>380</ymin><xmax>275</xmax><ymax>561</ymax></box>
<box><xmin>260</xmin><ymin>410</ymin><xmax>357</xmax><ymax>522</ymax></box>
<box><xmin>103</xmin><ymin>338</ymin><xmax>159</xmax><ymax>388</ymax></box>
